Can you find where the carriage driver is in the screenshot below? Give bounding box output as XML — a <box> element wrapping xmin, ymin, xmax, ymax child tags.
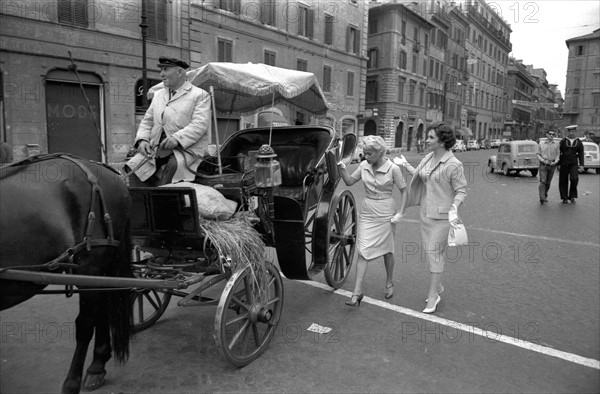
<box><xmin>126</xmin><ymin>56</ymin><xmax>211</xmax><ymax>186</ymax></box>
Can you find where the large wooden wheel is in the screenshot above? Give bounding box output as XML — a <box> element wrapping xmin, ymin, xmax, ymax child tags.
<box><xmin>214</xmin><ymin>261</ymin><xmax>283</xmax><ymax>367</ymax></box>
<box><xmin>130</xmin><ymin>265</ymin><xmax>172</xmax><ymax>333</ymax></box>
<box><xmin>323</xmin><ymin>190</ymin><xmax>357</xmax><ymax>289</ymax></box>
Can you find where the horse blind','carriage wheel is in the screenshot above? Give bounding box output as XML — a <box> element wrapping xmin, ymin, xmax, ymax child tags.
<box><xmin>214</xmin><ymin>261</ymin><xmax>283</xmax><ymax>367</ymax></box>
<box><xmin>323</xmin><ymin>190</ymin><xmax>357</xmax><ymax>289</ymax></box>
<box><xmin>130</xmin><ymin>265</ymin><xmax>172</xmax><ymax>332</ymax></box>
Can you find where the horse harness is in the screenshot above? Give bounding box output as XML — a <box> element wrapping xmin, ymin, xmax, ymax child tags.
<box><xmin>1</xmin><ymin>154</ymin><xmax>122</xmax><ymax>276</ymax></box>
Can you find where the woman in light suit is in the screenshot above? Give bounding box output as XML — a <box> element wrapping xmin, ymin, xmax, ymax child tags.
<box><xmin>395</xmin><ymin>124</ymin><xmax>467</xmax><ymax>313</ymax></box>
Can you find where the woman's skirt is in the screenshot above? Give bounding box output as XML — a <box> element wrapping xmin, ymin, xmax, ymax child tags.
<box><xmin>357</xmin><ymin>197</ymin><xmax>396</xmax><ymax>260</ymax></box>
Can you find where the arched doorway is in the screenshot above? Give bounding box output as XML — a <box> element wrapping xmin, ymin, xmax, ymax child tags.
<box><xmin>406</xmin><ymin>126</ymin><xmax>414</xmax><ymax>151</ymax></box>
<box><xmin>364</xmin><ymin>120</ymin><xmax>377</xmax><ymax>136</ymax></box>
<box><xmin>417</xmin><ymin>123</ymin><xmax>424</xmax><ymax>141</ymax></box>
<box><xmin>45</xmin><ymin>69</ymin><xmax>104</xmax><ymax>161</ymax></box>
<box><xmin>395</xmin><ymin>121</ymin><xmax>404</xmax><ymax>148</ymax></box>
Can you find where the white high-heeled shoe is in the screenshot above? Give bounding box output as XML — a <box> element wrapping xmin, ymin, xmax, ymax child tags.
<box><xmin>423</xmin><ymin>295</ymin><xmax>441</xmax><ymax>314</ymax></box>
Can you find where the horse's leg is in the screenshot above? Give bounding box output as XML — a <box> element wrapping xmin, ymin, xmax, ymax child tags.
<box><xmin>61</xmin><ymin>294</ymin><xmax>96</xmax><ymax>394</ymax></box>
<box><xmin>82</xmin><ymin>295</ymin><xmax>112</xmax><ymax>392</ymax></box>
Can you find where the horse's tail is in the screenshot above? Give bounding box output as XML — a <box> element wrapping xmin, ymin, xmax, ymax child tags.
<box><xmin>108</xmin><ymin>220</ymin><xmax>134</xmax><ymax>363</ymax></box>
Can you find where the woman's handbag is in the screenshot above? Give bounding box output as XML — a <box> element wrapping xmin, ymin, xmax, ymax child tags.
<box><xmin>448</xmin><ymin>222</ymin><xmax>468</xmax><ymax>246</ymax></box>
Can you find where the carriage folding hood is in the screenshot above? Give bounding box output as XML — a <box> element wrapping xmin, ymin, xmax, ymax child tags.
<box><xmin>148</xmin><ymin>62</ymin><xmax>331</xmax><ymax>174</ymax></box>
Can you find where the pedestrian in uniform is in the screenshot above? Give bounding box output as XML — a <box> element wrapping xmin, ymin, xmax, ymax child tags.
<box><xmin>536</xmin><ymin>130</ymin><xmax>560</xmax><ymax>204</ymax></box>
<box><xmin>126</xmin><ymin>56</ymin><xmax>211</xmax><ymax>186</ymax></box>
<box><xmin>558</xmin><ymin>125</ymin><xmax>584</xmax><ymax>204</ymax></box>
<box><xmin>336</xmin><ymin>136</ymin><xmax>408</xmax><ymax>307</ymax></box>
<box><xmin>394</xmin><ymin>124</ymin><xmax>467</xmax><ymax>314</ymax></box>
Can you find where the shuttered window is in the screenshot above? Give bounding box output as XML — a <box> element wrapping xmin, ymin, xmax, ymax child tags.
<box><xmin>219</xmin><ymin>0</ymin><xmax>241</xmax><ymax>13</ymax></box>
<box><xmin>58</xmin><ymin>0</ymin><xmax>88</xmax><ymax>27</ymax></box>
<box><xmin>324</xmin><ymin>15</ymin><xmax>334</xmax><ymax>45</ymax></box>
<box><xmin>323</xmin><ymin>66</ymin><xmax>332</xmax><ymax>93</ymax></box>
<box><xmin>147</xmin><ymin>0</ymin><xmax>167</xmax><ymax>42</ymax></box>
<box><xmin>298</xmin><ymin>6</ymin><xmax>314</xmax><ymax>38</ymax></box>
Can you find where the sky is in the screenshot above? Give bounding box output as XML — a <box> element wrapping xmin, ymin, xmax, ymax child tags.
<box><xmin>490</xmin><ymin>0</ymin><xmax>600</xmax><ymax>94</ymax></box>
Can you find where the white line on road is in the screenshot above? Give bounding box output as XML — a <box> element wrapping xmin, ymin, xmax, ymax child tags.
<box><xmin>300</xmin><ymin>280</ymin><xmax>600</xmax><ymax>371</ymax></box>
<box><xmin>401</xmin><ymin>219</ymin><xmax>600</xmax><ymax>248</ymax></box>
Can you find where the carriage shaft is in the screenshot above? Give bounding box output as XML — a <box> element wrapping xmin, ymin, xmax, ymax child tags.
<box><xmin>0</xmin><ymin>269</ymin><xmax>187</xmax><ymax>290</ymax></box>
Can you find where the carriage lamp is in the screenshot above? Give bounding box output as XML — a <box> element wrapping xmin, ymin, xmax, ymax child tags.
<box><xmin>254</xmin><ymin>144</ymin><xmax>282</xmax><ymax>188</ymax></box>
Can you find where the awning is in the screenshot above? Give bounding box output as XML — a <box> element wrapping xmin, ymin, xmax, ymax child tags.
<box><xmin>457</xmin><ymin>127</ymin><xmax>473</xmax><ymax>137</ymax></box>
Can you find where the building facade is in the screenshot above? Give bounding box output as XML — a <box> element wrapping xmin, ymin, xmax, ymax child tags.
<box><xmin>365</xmin><ymin>2</ymin><xmax>435</xmax><ymax>150</ymax></box>
<box><xmin>463</xmin><ymin>0</ymin><xmax>512</xmax><ymax>141</ymax></box>
<box><xmin>0</xmin><ymin>0</ymin><xmax>368</xmax><ymax>162</ymax></box>
<box><xmin>563</xmin><ymin>28</ymin><xmax>600</xmax><ymax>135</ymax></box>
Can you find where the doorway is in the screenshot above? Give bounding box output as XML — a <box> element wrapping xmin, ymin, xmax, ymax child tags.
<box><xmin>46</xmin><ymin>77</ymin><xmax>103</xmax><ymax>161</ymax></box>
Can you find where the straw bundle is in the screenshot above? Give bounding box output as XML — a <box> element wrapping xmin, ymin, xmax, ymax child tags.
<box><xmin>198</xmin><ymin>215</ymin><xmax>271</xmax><ymax>302</ymax></box>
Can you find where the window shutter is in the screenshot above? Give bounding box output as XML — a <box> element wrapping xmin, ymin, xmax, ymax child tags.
<box><xmin>346</xmin><ymin>26</ymin><xmax>351</xmax><ymax>52</ymax></box>
<box><xmin>353</xmin><ymin>29</ymin><xmax>360</xmax><ymax>54</ymax></box>
<box><xmin>307</xmin><ymin>9</ymin><xmax>315</xmax><ymax>39</ymax></box>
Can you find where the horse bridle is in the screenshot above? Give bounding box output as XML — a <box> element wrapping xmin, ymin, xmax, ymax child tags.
<box><xmin>0</xmin><ymin>154</ymin><xmax>122</xmax><ymax>274</ymax></box>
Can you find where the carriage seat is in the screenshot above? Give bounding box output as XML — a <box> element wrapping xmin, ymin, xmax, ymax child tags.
<box><xmin>272</xmin><ymin>144</ymin><xmax>318</xmax><ymax>188</ymax></box>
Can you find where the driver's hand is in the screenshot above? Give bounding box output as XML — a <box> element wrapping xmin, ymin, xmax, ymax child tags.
<box><xmin>137</xmin><ymin>140</ymin><xmax>154</xmax><ymax>157</ymax></box>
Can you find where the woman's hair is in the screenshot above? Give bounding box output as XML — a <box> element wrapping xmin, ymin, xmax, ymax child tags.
<box><xmin>362</xmin><ymin>135</ymin><xmax>387</xmax><ymax>154</ymax></box>
<box><xmin>428</xmin><ymin>123</ymin><xmax>456</xmax><ymax>150</ymax></box>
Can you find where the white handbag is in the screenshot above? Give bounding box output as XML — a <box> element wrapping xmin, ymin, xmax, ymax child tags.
<box><xmin>448</xmin><ymin>222</ymin><xmax>468</xmax><ymax>246</ymax></box>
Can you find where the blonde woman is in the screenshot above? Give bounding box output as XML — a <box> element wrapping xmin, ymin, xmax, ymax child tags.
<box><xmin>395</xmin><ymin>124</ymin><xmax>467</xmax><ymax>313</ymax></box>
<box><xmin>337</xmin><ymin>136</ymin><xmax>407</xmax><ymax>306</ymax></box>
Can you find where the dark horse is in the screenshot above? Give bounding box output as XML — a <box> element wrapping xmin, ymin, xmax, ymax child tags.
<box><xmin>0</xmin><ymin>154</ymin><xmax>133</xmax><ymax>394</ymax></box>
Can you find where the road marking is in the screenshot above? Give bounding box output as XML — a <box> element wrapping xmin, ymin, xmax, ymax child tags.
<box><xmin>300</xmin><ymin>280</ymin><xmax>600</xmax><ymax>371</ymax></box>
<box><xmin>401</xmin><ymin>219</ymin><xmax>600</xmax><ymax>248</ymax></box>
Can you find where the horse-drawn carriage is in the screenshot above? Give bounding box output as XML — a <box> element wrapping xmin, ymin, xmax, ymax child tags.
<box><xmin>0</xmin><ymin>63</ymin><xmax>358</xmax><ymax>392</ymax></box>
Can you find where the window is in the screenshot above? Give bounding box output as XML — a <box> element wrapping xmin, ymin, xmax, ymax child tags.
<box><xmin>298</xmin><ymin>5</ymin><xmax>314</xmax><ymax>38</ymax></box>
<box><xmin>429</xmin><ymin>58</ymin><xmax>434</xmax><ymax>78</ymax></box>
<box><xmin>296</xmin><ymin>58</ymin><xmax>307</xmax><ymax>71</ymax></box>
<box><xmin>419</xmin><ymin>84</ymin><xmax>425</xmax><ymax>106</ymax></box>
<box><xmin>219</xmin><ymin>0</ymin><xmax>240</xmax><ymax>13</ymax></box>
<box><xmin>593</xmin><ymin>93</ymin><xmax>600</xmax><ymax>107</ymax></box>
<box><xmin>295</xmin><ymin>112</ymin><xmax>305</xmax><ymax>125</ymax></box>
<box><xmin>58</xmin><ymin>0</ymin><xmax>88</xmax><ymax>27</ymax></box>
<box><xmin>260</xmin><ymin>0</ymin><xmax>276</xmax><ymax>26</ymax></box>
<box><xmin>367</xmin><ymin>48</ymin><xmax>378</xmax><ymax>68</ymax></box>
<box><xmin>324</xmin><ymin>15</ymin><xmax>334</xmax><ymax>45</ymax></box>
<box><xmin>401</xmin><ymin>20</ymin><xmax>407</xmax><ymax>44</ymax></box>
<box><xmin>347</xmin><ymin>26</ymin><xmax>360</xmax><ymax>54</ymax></box>
<box><xmin>577</xmin><ymin>45</ymin><xmax>584</xmax><ymax>56</ymax></box>
<box><xmin>369</xmin><ymin>17</ymin><xmax>378</xmax><ymax>35</ymax></box>
<box><xmin>264</xmin><ymin>50</ymin><xmax>276</xmax><ymax>66</ymax></box>
<box><xmin>323</xmin><ymin>66</ymin><xmax>332</xmax><ymax>92</ymax></box>
<box><xmin>399</xmin><ymin>50</ymin><xmax>407</xmax><ymax>70</ymax></box>
<box><xmin>398</xmin><ymin>77</ymin><xmax>406</xmax><ymax>103</ymax></box>
<box><xmin>411</xmin><ymin>54</ymin><xmax>417</xmax><ymax>73</ymax></box>
<box><xmin>147</xmin><ymin>0</ymin><xmax>168</xmax><ymax>42</ymax></box>
<box><xmin>218</xmin><ymin>39</ymin><xmax>233</xmax><ymax>62</ymax></box>
<box><xmin>408</xmin><ymin>81</ymin><xmax>416</xmax><ymax>104</ymax></box>
<box><xmin>347</xmin><ymin>72</ymin><xmax>354</xmax><ymax>97</ymax></box>
<box><xmin>366</xmin><ymin>79</ymin><xmax>378</xmax><ymax>102</ymax></box>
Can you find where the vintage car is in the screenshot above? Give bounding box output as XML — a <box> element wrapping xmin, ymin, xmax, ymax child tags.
<box><xmin>490</xmin><ymin>139</ymin><xmax>502</xmax><ymax>148</ymax></box>
<box><xmin>488</xmin><ymin>140</ymin><xmax>539</xmax><ymax>177</ymax></box>
<box><xmin>581</xmin><ymin>141</ymin><xmax>600</xmax><ymax>174</ymax></box>
<box><xmin>452</xmin><ymin>140</ymin><xmax>466</xmax><ymax>152</ymax></box>
<box><xmin>466</xmin><ymin>140</ymin><xmax>480</xmax><ymax>150</ymax></box>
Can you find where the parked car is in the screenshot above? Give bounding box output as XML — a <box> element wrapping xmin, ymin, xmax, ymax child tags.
<box><xmin>580</xmin><ymin>141</ymin><xmax>600</xmax><ymax>174</ymax></box>
<box><xmin>490</xmin><ymin>139</ymin><xmax>502</xmax><ymax>148</ymax></box>
<box><xmin>488</xmin><ymin>140</ymin><xmax>539</xmax><ymax>177</ymax></box>
<box><xmin>466</xmin><ymin>140</ymin><xmax>480</xmax><ymax>151</ymax></box>
<box><xmin>479</xmin><ymin>139</ymin><xmax>490</xmax><ymax>149</ymax></box>
<box><xmin>452</xmin><ymin>140</ymin><xmax>466</xmax><ymax>152</ymax></box>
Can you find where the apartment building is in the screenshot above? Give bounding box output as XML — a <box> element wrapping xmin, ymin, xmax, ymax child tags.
<box><xmin>463</xmin><ymin>0</ymin><xmax>512</xmax><ymax>141</ymax></box>
<box><xmin>0</xmin><ymin>0</ymin><xmax>368</xmax><ymax>162</ymax></box>
<box><xmin>563</xmin><ymin>28</ymin><xmax>600</xmax><ymax>135</ymax></box>
<box><xmin>365</xmin><ymin>1</ymin><xmax>434</xmax><ymax>150</ymax></box>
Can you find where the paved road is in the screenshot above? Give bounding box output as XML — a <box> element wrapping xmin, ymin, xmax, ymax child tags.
<box><xmin>1</xmin><ymin>148</ymin><xmax>599</xmax><ymax>393</ymax></box>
